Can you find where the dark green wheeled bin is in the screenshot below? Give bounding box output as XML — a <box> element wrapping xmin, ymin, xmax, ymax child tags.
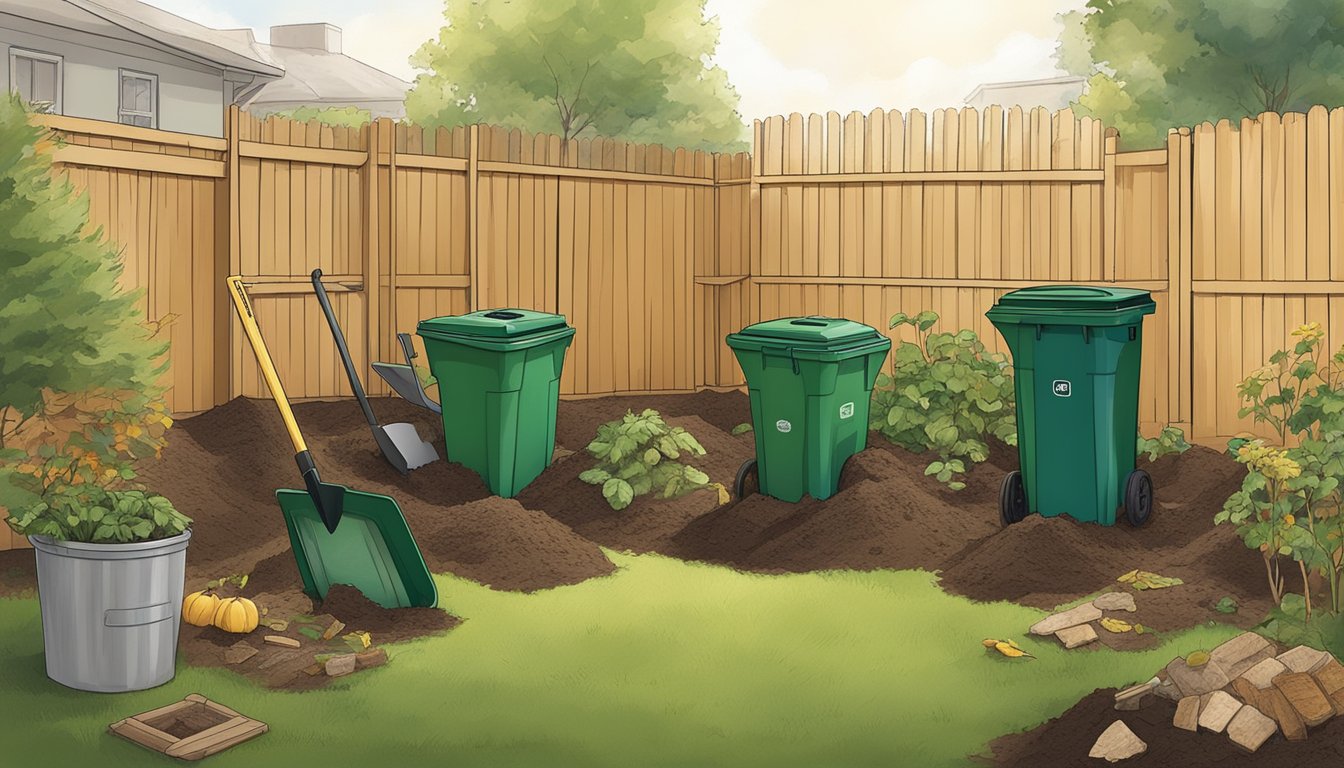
<box><xmin>416</xmin><ymin>309</ymin><xmax>576</xmax><ymax>498</ymax></box>
<box><xmin>986</xmin><ymin>286</ymin><xmax>1157</xmax><ymax>527</ymax></box>
<box><xmin>726</xmin><ymin>316</ymin><xmax>891</xmax><ymax>503</ymax></box>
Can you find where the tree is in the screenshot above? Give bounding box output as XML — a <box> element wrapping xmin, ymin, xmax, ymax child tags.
<box><xmin>1057</xmin><ymin>0</ymin><xmax>1344</xmax><ymax>148</ymax></box>
<box><xmin>268</xmin><ymin>106</ymin><xmax>371</xmax><ymax>128</ymax></box>
<box><xmin>405</xmin><ymin>0</ymin><xmax>748</xmax><ymax>152</ymax></box>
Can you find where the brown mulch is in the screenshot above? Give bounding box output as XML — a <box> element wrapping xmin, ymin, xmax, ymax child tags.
<box><xmin>982</xmin><ymin>688</ymin><xmax>1344</xmax><ymax>767</ymax></box>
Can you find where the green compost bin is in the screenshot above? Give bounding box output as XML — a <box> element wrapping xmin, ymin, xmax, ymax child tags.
<box><xmin>417</xmin><ymin>309</ymin><xmax>576</xmax><ymax>498</ymax></box>
<box><xmin>726</xmin><ymin>316</ymin><xmax>891</xmax><ymax>503</ymax></box>
<box><xmin>986</xmin><ymin>285</ymin><xmax>1157</xmax><ymax>527</ymax></box>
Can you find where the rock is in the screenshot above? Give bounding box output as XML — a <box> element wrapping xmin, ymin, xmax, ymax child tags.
<box><xmin>1030</xmin><ymin>603</ymin><xmax>1103</xmax><ymax>636</ymax></box>
<box><xmin>1240</xmin><ymin>658</ymin><xmax>1288</xmax><ymax>690</ymax></box>
<box><xmin>1166</xmin><ymin>655</ymin><xmax>1231</xmax><ymax>697</ymax></box>
<box><xmin>356</xmin><ymin>648</ymin><xmax>389</xmax><ymax>669</ymax></box>
<box><xmin>1153</xmin><ymin>676</ymin><xmax>1182</xmax><ymax>702</ymax></box>
<box><xmin>1197</xmin><ymin>691</ymin><xmax>1243</xmax><ymax>733</ymax></box>
<box><xmin>1056</xmin><ymin>623</ymin><xmax>1099</xmax><ymax>649</ymax></box>
<box><xmin>1227</xmin><ymin>705</ymin><xmax>1278</xmax><ymax>753</ymax></box>
<box><xmin>1088</xmin><ymin>720</ymin><xmax>1147</xmax><ymax>763</ymax></box>
<box><xmin>223</xmin><ymin>642</ymin><xmax>258</xmax><ymax>665</ymax></box>
<box><xmin>263</xmin><ymin>635</ymin><xmax>300</xmax><ymax>649</ymax></box>
<box><xmin>1278</xmin><ymin>645</ymin><xmax>1332</xmax><ymax>674</ymax></box>
<box><xmin>1114</xmin><ymin>682</ymin><xmax>1155</xmax><ymax>711</ymax></box>
<box><xmin>1173</xmin><ymin>696</ymin><xmax>1200</xmax><ymax>731</ymax></box>
<box><xmin>324</xmin><ymin>653</ymin><xmax>357</xmax><ymax>677</ymax></box>
<box><xmin>1093</xmin><ymin>592</ymin><xmax>1137</xmax><ymax>612</ymax></box>
<box><xmin>1211</xmin><ymin>632</ymin><xmax>1275</xmax><ymax>679</ymax></box>
<box><xmin>1311</xmin><ymin>658</ymin><xmax>1344</xmax><ymax>715</ymax></box>
<box><xmin>1273</xmin><ymin>671</ymin><xmax>1335</xmax><ymax>727</ymax></box>
<box><xmin>1257</xmin><ymin>686</ymin><xmax>1308</xmax><ymax>741</ymax></box>
<box><xmin>321</xmin><ymin>619</ymin><xmax>346</xmax><ymax>641</ymax></box>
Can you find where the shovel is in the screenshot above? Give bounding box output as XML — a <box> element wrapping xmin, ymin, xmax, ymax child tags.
<box><xmin>371</xmin><ymin>333</ymin><xmax>442</xmax><ymax>414</ymax></box>
<box><xmin>226</xmin><ymin>276</ymin><xmax>437</xmax><ymax>608</ymax></box>
<box><xmin>310</xmin><ymin>269</ymin><xmax>439</xmax><ymax>475</ymax></box>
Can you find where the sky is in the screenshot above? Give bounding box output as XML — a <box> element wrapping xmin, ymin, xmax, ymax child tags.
<box><xmin>145</xmin><ymin>0</ymin><xmax>1087</xmax><ymax>121</ymax></box>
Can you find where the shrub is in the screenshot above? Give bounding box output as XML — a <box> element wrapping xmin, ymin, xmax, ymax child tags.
<box><xmin>579</xmin><ymin>409</ymin><xmax>725</xmax><ymax>510</ymax></box>
<box><xmin>1137</xmin><ymin>425</ymin><xmax>1192</xmax><ymax>461</ymax></box>
<box><xmin>1216</xmin><ymin>440</ymin><xmax>1301</xmax><ymax>607</ymax></box>
<box><xmin>0</xmin><ymin>96</ymin><xmax>172</xmax><ymax>520</ymax></box>
<box><xmin>6</xmin><ymin>485</ymin><xmax>190</xmax><ymax>543</ymax></box>
<box><xmin>269</xmin><ymin>106</ymin><xmax>372</xmax><ymax>128</ymax></box>
<box><xmin>1237</xmin><ymin>322</ymin><xmax>1336</xmax><ymax>443</ymax></box>
<box><xmin>869</xmin><ymin>311</ymin><xmax>1016</xmax><ymax>490</ymax></box>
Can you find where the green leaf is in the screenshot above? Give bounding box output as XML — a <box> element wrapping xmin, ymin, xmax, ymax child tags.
<box><xmin>925</xmin><ymin>461</ymin><xmax>945</xmax><ymax>476</ymax></box>
<box><xmin>643</xmin><ymin>448</ymin><xmax>662</xmax><ymax>466</ymax></box>
<box><xmin>602</xmin><ymin>478</ymin><xmax>635</xmax><ymax>510</ymax></box>
<box><xmin>730</xmin><ymin>423</ymin><xmax>753</xmax><ymax>435</ymax></box>
<box><xmin>579</xmin><ymin>468</ymin><xmax>612</xmax><ymax>485</ymax></box>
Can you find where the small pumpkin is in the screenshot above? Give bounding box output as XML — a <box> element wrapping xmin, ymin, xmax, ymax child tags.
<box><xmin>212</xmin><ymin>596</ymin><xmax>260</xmax><ymax>634</ymax></box>
<box><xmin>182</xmin><ymin>590</ymin><xmax>221</xmax><ymax>627</ymax></box>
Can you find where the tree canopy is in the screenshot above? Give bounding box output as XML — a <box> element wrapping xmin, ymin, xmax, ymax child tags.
<box><xmin>1057</xmin><ymin>0</ymin><xmax>1344</xmax><ymax>148</ymax></box>
<box><xmin>405</xmin><ymin>0</ymin><xmax>748</xmax><ymax>152</ymax></box>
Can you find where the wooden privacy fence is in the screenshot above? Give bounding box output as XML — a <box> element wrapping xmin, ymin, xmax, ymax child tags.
<box><xmin>33</xmin><ymin>104</ymin><xmax>1344</xmax><ymax>449</ymax></box>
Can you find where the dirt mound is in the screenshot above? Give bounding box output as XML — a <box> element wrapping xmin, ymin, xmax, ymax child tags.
<box><xmin>939</xmin><ymin>445</ymin><xmax>1270</xmax><ymax>631</ymax></box>
<box><xmin>317</xmin><ymin>584</ymin><xmax>459</xmax><ymax>641</ymax></box>
<box><xmin>408</xmin><ymin>496</ymin><xmax>617</xmax><ymax>592</ymax></box>
<box><xmin>981</xmin><ymin>688</ymin><xmax>1344</xmax><ymax>767</ymax></box>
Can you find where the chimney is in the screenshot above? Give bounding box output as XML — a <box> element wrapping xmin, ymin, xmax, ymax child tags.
<box><xmin>219</xmin><ymin>28</ymin><xmax>257</xmax><ymax>46</ymax></box>
<box><xmin>269</xmin><ymin>23</ymin><xmax>342</xmax><ymax>54</ymax></box>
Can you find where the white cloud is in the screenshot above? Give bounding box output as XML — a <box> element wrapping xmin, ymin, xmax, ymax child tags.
<box><xmin>340</xmin><ymin>3</ymin><xmax>443</xmax><ymax>82</ymax></box>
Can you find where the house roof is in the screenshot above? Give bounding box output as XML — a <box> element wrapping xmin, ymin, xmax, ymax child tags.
<box><xmin>5</xmin><ymin>0</ymin><xmax>283</xmax><ymax>78</ymax></box>
<box><xmin>245</xmin><ymin>44</ymin><xmax>410</xmax><ymax>106</ymax></box>
<box><xmin>963</xmin><ymin>75</ymin><xmax>1087</xmax><ymax>104</ymax></box>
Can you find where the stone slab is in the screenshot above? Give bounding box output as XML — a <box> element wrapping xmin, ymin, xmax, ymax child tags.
<box><xmin>1278</xmin><ymin>645</ymin><xmax>1332</xmax><ymax>675</ymax></box>
<box><xmin>1092</xmin><ymin>592</ymin><xmax>1137</xmax><ymax>612</ymax></box>
<box><xmin>1031</xmin><ymin>603</ymin><xmax>1103</xmax><ymax>636</ymax></box>
<box><xmin>325</xmin><ymin>653</ymin><xmax>357</xmax><ymax>678</ymax></box>
<box><xmin>1240</xmin><ymin>657</ymin><xmax>1289</xmax><ymax>690</ymax></box>
<box><xmin>1166</xmin><ymin>656</ymin><xmax>1231</xmax><ymax>697</ymax></box>
<box><xmin>1257</xmin><ymin>685</ymin><xmax>1308</xmax><ymax>742</ymax></box>
<box><xmin>1056</xmin><ymin>623</ymin><xmax>1099</xmax><ymax>649</ymax></box>
<box><xmin>1226</xmin><ymin>705</ymin><xmax>1278</xmax><ymax>753</ymax></box>
<box><xmin>1211</xmin><ymin>632</ymin><xmax>1274</xmax><ymax>680</ymax></box>
<box><xmin>1273</xmin><ymin>672</ymin><xmax>1335</xmax><ymax>727</ymax></box>
<box><xmin>223</xmin><ymin>642</ymin><xmax>258</xmax><ymax>665</ymax></box>
<box><xmin>1088</xmin><ymin>720</ymin><xmax>1147</xmax><ymax>763</ymax></box>
<box><xmin>1173</xmin><ymin>696</ymin><xmax>1200</xmax><ymax>732</ymax></box>
<box><xmin>1311</xmin><ymin>658</ymin><xmax>1344</xmax><ymax>716</ymax></box>
<box><xmin>1197</xmin><ymin>690</ymin><xmax>1243</xmax><ymax>733</ymax></box>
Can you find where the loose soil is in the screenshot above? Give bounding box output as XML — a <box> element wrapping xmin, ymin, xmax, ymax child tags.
<box><xmin>982</xmin><ymin>688</ymin><xmax>1344</xmax><ymax>767</ymax></box>
<box><xmin>2</xmin><ymin>390</ymin><xmax>1269</xmax><ymax>690</ymax></box>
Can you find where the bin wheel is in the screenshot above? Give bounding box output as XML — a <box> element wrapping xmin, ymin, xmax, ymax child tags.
<box><xmin>1000</xmin><ymin>471</ymin><xmax>1028</xmax><ymax>526</ymax></box>
<box><xmin>733</xmin><ymin>459</ymin><xmax>760</xmax><ymax>500</ymax></box>
<box><xmin>1124</xmin><ymin>469</ymin><xmax>1154</xmax><ymax>528</ymax></box>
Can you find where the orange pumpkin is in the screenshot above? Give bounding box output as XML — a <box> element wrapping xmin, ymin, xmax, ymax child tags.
<box><xmin>182</xmin><ymin>591</ymin><xmax>220</xmax><ymax>628</ymax></box>
<box><xmin>212</xmin><ymin>597</ymin><xmax>260</xmax><ymax>634</ymax></box>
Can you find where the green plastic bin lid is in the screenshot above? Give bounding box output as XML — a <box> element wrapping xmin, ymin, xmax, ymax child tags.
<box><xmin>418</xmin><ymin>308</ymin><xmax>569</xmax><ymax>339</ymax></box>
<box><xmin>993</xmin><ymin>285</ymin><xmax>1153</xmax><ymax>311</ymax></box>
<box><xmin>733</xmin><ymin>315</ymin><xmax>880</xmax><ymax>346</ymax></box>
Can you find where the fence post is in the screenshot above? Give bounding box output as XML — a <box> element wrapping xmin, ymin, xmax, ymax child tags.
<box><xmin>364</xmin><ymin>118</ymin><xmax>385</xmax><ymax>395</ymax></box>
<box><xmin>1103</xmin><ymin>127</ymin><xmax>1118</xmax><ymax>282</ymax></box>
<box><xmin>467</xmin><ymin>124</ymin><xmax>480</xmax><ymax>311</ymax></box>
<box><xmin>225</xmin><ymin>105</ymin><xmax>242</xmax><ymax>401</ymax></box>
<box><xmin>1168</xmin><ymin>126</ymin><xmax>1194</xmax><ymax>436</ymax></box>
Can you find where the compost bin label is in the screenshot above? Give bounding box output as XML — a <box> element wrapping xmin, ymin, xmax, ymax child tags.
<box><xmin>839</xmin><ymin>402</ymin><xmax>855</xmax><ymax>419</ymax></box>
<box><xmin>776</xmin><ymin>419</ymin><xmax>792</xmax><ymax>433</ymax></box>
<box><xmin>1052</xmin><ymin>379</ymin><xmax>1072</xmax><ymax>397</ymax></box>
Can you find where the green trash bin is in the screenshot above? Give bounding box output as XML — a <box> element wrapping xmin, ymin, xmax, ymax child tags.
<box><xmin>726</xmin><ymin>316</ymin><xmax>891</xmax><ymax>502</ymax></box>
<box><xmin>986</xmin><ymin>285</ymin><xmax>1157</xmax><ymax>527</ymax></box>
<box><xmin>417</xmin><ymin>309</ymin><xmax>576</xmax><ymax>498</ymax></box>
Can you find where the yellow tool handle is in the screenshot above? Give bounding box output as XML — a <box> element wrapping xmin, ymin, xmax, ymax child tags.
<box><xmin>225</xmin><ymin>275</ymin><xmax>308</xmax><ymax>453</ymax></box>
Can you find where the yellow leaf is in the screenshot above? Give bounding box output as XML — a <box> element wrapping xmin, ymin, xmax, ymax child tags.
<box><xmin>994</xmin><ymin>641</ymin><xmax>1033</xmax><ymax>659</ymax></box>
<box><xmin>1117</xmin><ymin>569</ymin><xmax>1139</xmax><ymax>584</ymax></box>
<box><xmin>160</xmin><ymin>415</ymin><xmax>174</xmax><ymax>429</ymax></box>
<box><xmin>126</xmin><ymin>425</ymin><xmax>143</xmax><ymax>438</ymax></box>
<box><xmin>1100</xmin><ymin>618</ymin><xmax>1133</xmax><ymax>633</ymax></box>
<box><xmin>982</xmin><ymin>638</ymin><xmax>998</xmax><ymax>648</ymax></box>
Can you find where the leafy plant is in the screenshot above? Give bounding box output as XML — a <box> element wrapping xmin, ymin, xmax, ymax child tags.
<box><xmin>1137</xmin><ymin>425</ymin><xmax>1191</xmax><ymax>462</ymax></box>
<box><xmin>1235</xmin><ymin>322</ymin><xmax>1330</xmax><ymax>445</ymax></box>
<box><xmin>1280</xmin><ymin>433</ymin><xmax>1344</xmax><ymax>617</ymax></box>
<box><xmin>269</xmin><ymin>105</ymin><xmax>371</xmax><ymax>128</ymax></box>
<box><xmin>1217</xmin><ymin>441</ymin><xmax>1303</xmax><ymax>607</ymax></box>
<box><xmin>869</xmin><ymin>311</ymin><xmax>1016</xmax><ymax>490</ymax></box>
<box><xmin>5</xmin><ymin>486</ymin><xmax>190</xmax><ymax>543</ymax></box>
<box><xmin>731</xmin><ymin>423</ymin><xmax>753</xmax><ymax>436</ymax></box>
<box><xmin>579</xmin><ymin>409</ymin><xmax>724</xmax><ymax>510</ymax></box>
<box><xmin>1214</xmin><ymin>596</ymin><xmax>1239</xmax><ymax>614</ymax></box>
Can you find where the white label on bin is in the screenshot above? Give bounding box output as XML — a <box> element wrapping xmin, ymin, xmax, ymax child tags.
<box><xmin>839</xmin><ymin>402</ymin><xmax>855</xmax><ymax>419</ymax></box>
<box><xmin>776</xmin><ymin>419</ymin><xmax>792</xmax><ymax>433</ymax></box>
<box><xmin>1052</xmin><ymin>379</ymin><xmax>1072</xmax><ymax>397</ymax></box>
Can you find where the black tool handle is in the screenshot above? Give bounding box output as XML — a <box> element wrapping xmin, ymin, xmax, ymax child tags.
<box><xmin>397</xmin><ymin>332</ymin><xmax>418</xmax><ymax>362</ymax></box>
<box><xmin>311</xmin><ymin>268</ymin><xmax>378</xmax><ymax>430</ymax></box>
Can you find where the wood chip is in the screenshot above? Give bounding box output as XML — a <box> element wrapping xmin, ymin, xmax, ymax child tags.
<box><xmin>1173</xmin><ymin>696</ymin><xmax>1200</xmax><ymax>731</ymax></box>
<box><xmin>302</xmin><ymin>663</ymin><xmax>325</xmax><ymax>677</ymax></box>
<box><xmin>321</xmin><ymin>619</ymin><xmax>346</xmax><ymax>641</ymax></box>
<box><xmin>222</xmin><ymin>642</ymin><xmax>258</xmax><ymax>665</ymax></box>
<box><xmin>1273</xmin><ymin>672</ymin><xmax>1335</xmax><ymax>727</ymax></box>
<box><xmin>355</xmin><ymin>648</ymin><xmax>388</xmax><ymax>669</ymax></box>
<box><xmin>1256</xmin><ymin>685</ymin><xmax>1308</xmax><ymax>741</ymax></box>
<box><xmin>263</xmin><ymin>635</ymin><xmax>300</xmax><ymax>649</ymax></box>
<box><xmin>255</xmin><ymin>649</ymin><xmax>303</xmax><ymax>671</ymax></box>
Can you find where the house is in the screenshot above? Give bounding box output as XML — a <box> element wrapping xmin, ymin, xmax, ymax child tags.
<box><xmin>238</xmin><ymin>23</ymin><xmax>411</xmax><ymax>121</ymax></box>
<box><xmin>1</xmin><ymin>1</ymin><xmax>411</xmax><ymax>136</ymax></box>
<box><xmin>963</xmin><ymin>75</ymin><xmax>1087</xmax><ymax>112</ymax></box>
<box><xmin>0</xmin><ymin>0</ymin><xmax>282</xmax><ymax>136</ymax></box>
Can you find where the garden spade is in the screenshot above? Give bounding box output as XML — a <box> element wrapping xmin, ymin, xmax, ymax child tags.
<box><xmin>310</xmin><ymin>269</ymin><xmax>439</xmax><ymax>475</ymax></box>
<box><xmin>226</xmin><ymin>276</ymin><xmax>437</xmax><ymax>609</ymax></box>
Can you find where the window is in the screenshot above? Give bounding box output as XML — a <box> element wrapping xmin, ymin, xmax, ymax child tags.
<box><xmin>118</xmin><ymin>70</ymin><xmax>157</xmax><ymax>128</ymax></box>
<box><xmin>9</xmin><ymin>49</ymin><xmax>62</xmax><ymax>114</ymax></box>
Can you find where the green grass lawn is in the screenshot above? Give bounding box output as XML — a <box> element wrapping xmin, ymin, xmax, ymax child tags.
<box><xmin>0</xmin><ymin>552</ymin><xmax>1237</xmax><ymax>768</ymax></box>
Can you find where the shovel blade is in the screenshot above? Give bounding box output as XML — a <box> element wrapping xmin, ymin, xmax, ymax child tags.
<box><xmin>379</xmin><ymin>423</ymin><xmax>440</xmax><ymax>472</ymax></box>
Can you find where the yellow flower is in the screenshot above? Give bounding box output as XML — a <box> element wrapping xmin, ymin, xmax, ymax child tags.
<box><xmin>1285</xmin><ymin>514</ymin><xmax>1297</xmax><ymax>526</ymax></box>
<box><xmin>1291</xmin><ymin>322</ymin><xmax>1324</xmax><ymax>340</ymax></box>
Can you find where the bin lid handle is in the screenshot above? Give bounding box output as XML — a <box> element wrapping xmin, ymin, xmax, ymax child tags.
<box><xmin>483</xmin><ymin>310</ymin><xmax>525</xmax><ymax>320</ymax></box>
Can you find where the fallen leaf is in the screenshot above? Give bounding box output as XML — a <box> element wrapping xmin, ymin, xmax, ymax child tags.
<box><xmin>994</xmin><ymin>641</ymin><xmax>1034</xmax><ymax>658</ymax></box>
<box><xmin>1100</xmin><ymin>618</ymin><xmax>1133</xmax><ymax>633</ymax></box>
<box><xmin>267</xmin><ymin>620</ymin><xmax>289</xmax><ymax>632</ymax></box>
<box><xmin>1117</xmin><ymin>569</ymin><xmax>1139</xmax><ymax>584</ymax></box>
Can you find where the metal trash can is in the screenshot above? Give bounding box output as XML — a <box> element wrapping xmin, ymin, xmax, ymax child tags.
<box><xmin>726</xmin><ymin>316</ymin><xmax>891</xmax><ymax>502</ymax></box>
<box><xmin>31</xmin><ymin>530</ymin><xmax>191</xmax><ymax>692</ymax></box>
<box><xmin>417</xmin><ymin>309</ymin><xmax>576</xmax><ymax>498</ymax></box>
<box><xmin>986</xmin><ymin>285</ymin><xmax>1157</xmax><ymax>527</ymax></box>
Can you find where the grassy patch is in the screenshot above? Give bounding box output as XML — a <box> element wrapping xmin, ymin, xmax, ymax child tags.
<box><xmin>0</xmin><ymin>552</ymin><xmax>1237</xmax><ymax>767</ymax></box>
